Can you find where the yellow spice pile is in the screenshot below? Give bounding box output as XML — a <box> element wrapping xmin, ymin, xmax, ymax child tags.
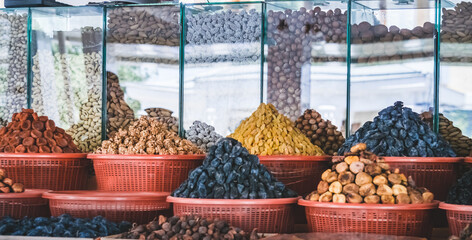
<box><xmin>96</xmin><ymin>116</ymin><xmax>202</xmax><ymax>155</ymax></box>
<box><xmin>229</xmin><ymin>103</ymin><xmax>324</xmax><ymax>156</ymax></box>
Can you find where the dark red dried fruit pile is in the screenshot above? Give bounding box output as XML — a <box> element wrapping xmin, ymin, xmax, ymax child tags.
<box><xmin>0</xmin><ymin>109</ymin><xmax>80</xmax><ymax>153</ymax></box>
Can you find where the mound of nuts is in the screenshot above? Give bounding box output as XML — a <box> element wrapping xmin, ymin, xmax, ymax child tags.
<box><xmin>229</xmin><ymin>103</ymin><xmax>324</xmax><ymax>156</ymax></box>
<box><xmin>95</xmin><ymin>116</ymin><xmax>201</xmax><ymax>155</ymax></box>
<box><xmin>295</xmin><ymin>109</ymin><xmax>345</xmax><ymax>155</ymax></box>
<box><xmin>107</xmin><ymin>72</ymin><xmax>135</xmax><ymax>138</ymax></box>
<box><xmin>185</xmin><ymin>120</ymin><xmax>222</xmax><ymax>153</ymax></box>
<box><xmin>0</xmin><ymin>168</ymin><xmax>25</xmax><ymax>193</ymax></box>
<box><xmin>120</xmin><ymin>215</ymin><xmax>260</xmax><ymax>240</ymax></box>
<box><xmin>145</xmin><ymin>107</ymin><xmax>178</xmax><ymax>134</ymax></box>
<box><xmin>420</xmin><ymin>111</ymin><xmax>472</xmax><ymax>157</ymax></box>
<box><xmin>305</xmin><ymin>143</ymin><xmax>434</xmax><ymax>204</ymax></box>
<box><xmin>0</xmin><ymin>109</ymin><xmax>80</xmax><ymax>153</ymax></box>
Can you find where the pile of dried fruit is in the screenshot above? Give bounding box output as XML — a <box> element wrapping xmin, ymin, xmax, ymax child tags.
<box><xmin>119</xmin><ymin>215</ymin><xmax>259</xmax><ymax>240</ymax></box>
<box><xmin>0</xmin><ymin>214</ymin><xmax>130</xmax><ymax>238</ymax></box>
<box><xmin>96</xmin><ymin>116</ymin><xmax>202</xmax><ymax>155</ymax></box>
<box><xmin>421</xmin><ymin>111</ymin><xmax>472</xmax><ymax>157</ymax></box>
<box><xmin>185</xmin><ymin>121</ymin><xmax>223</xmax><ymax>153</ymax></box>
<box><xmin>172</xmin><ymin>138</ymin><xmax>298</xmax><ymax>199</ymax></box>
<box><xmin>145</xmin><ymin>108</ymin><xmax>179</xmax><ymax>134</ymax></box>
<box><xmin>0</xmin><ymin>109</ymin><xmax>80</xmax><ymax>153</ymax></box>
<box><xmin>447</xmin><ymin>169</ymin><xmax>472</xmax><ymax>205</ymax></box>
<box><xmin>306</xmin><ymin>143</ymin><xmax>434</xmax><ymax>204</ymax></box>
<box><xmin>0</xmin><ymin>168</ymin><xmax>24</xmax><ymax>193</ymax></box>
<box><xmin>229</xmin><ymin>103</ymin><xmax>324</xmax><ymax>156</ymax></box>
<box><xmin>295</xmin><ymin>109</ymin><xmax>345</xmax><ymax>155</ymax></box>
<box><xmin>338</xmin><ymin>101</ymin><xmax>456</xmax><ymax>157</ymax></box>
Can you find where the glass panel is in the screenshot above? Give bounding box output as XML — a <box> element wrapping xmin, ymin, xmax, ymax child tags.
<box><xmin>106</xmin><ymin>4</ymin><xmax>181</xmax><ymax>137</ymax></box>
<box><xmin>183</xmin><ymin>2</ymin><xmax>263</xmax><ymax>136</ymax></box>
<box><xmin>439</xmin><ymin>0</ymin><xmax>472</xmax><ymax>157</ymax></box>
<box><xmin>265</xmin><ymin>0</ymin><xmax>348</xmax><ymax>132</ymax></box>
<box><xmin>30</xmin><ymin>6</ymin><xmax>104</xmax><ymax>152</ymax></box>
<box><xmin>350</xmin><ymin>0</ymin><xmax>436</xmax><ymax>133</ymax></box>
<box><xmin>0</xmin><ymin>8</ymin><xmax>28</xmax><ymax>127</ymax></box>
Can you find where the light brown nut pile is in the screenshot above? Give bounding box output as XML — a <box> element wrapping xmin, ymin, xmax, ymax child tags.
<box><xmin>420</xmin><ymin>111</ymin><xmax>472</xmax><ymax>157</ymax></box>
<box><xmin>145</xmin><ymin>107</ymin><xmax>178</xmax><ymax>134</ymax></box>
<box><xmin>0</xmin><ymin>109</ymin><xmax>80</xmax><ymax>153</ymax></box>
<box><xmin>295</xmin><ymin>109</ymin><xmax>345</xmax><ymax>155</ymax></box>
<box><xmin>107</xmin><ymin>72</ymin><xmax>135</xmax><ymax>138</ymax></box>
<box><xmin>95</xmin><ymin>116</ymin><xmax>201</xmax><ymax>155</ymax></box>
<box><xmin>441</xmin><ymin>2</ymin><xmax>472</xmax><ymax>63</ymax></box>
<box><xmin>305</xmin><ymin>143</ymin><xmax>434</xmax><ymax>204</ymax></box>
<box><xmin>0</xmin><ymin>168</ymin><xmax>24</xmax><ymax>193</ymax></box>
<box><xmin>229</xmin><ymin>103</ymin><xmax>324</xmax><ymax>156</ymax></box>
<box><xmin>107</xmin><ymin>6</ymin><xmax>180</xmax><ymax>46</ymax></box>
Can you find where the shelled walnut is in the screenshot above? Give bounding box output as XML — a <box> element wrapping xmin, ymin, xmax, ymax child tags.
<box><xmin>296</xmin><ymin>109</ymin><xmax>345</xmax><ymax>155</ymax></box>
<box><xmin>0</xmin><ymin>168</ymin><xmax>24</xmax><ymax>193</ymax></box>
<box><xmin>305</xmin><ymin>143</ymin><xmax>434</xmax><ymax>204</ymax></box>
<box><xmin>95</xmin><ymin>116</ymin><xmax>201</xmax><ymax>155</ymax></box>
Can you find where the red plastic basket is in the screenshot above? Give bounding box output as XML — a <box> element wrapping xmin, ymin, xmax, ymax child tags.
<box><xmin>43</xmin><ymin>191</ymin><xmax>171</xmax><ymax>224</ymax></box>
<box><xmin>167</xmin><ymin>196</ymin><xmax>299</xmax><ymax>233</ymax></box>
<box><xmin>440</xmin><ymin>202</ymin><xmax>472</xmax><ymax>236</ymax></box>
<box><xmin>0</xmin><ymin>189</ymin><xmax>50</xmax><ymax>219</ymax></box>
<box><xmin>299</xmin><ymin>199</ymin><xmax>439</xmax><ymax>238</ymax></box>
<box><xmin>89</xmin><ymin>154</ymin><xmax>205</xmax><ymax>192</ymax></box>
<box><xmin>384</xmin><ymin>157</ymin><xmax>463</xmax><ymax>201</ymax></box>
<box><xmin>465</xmin><ymin>157</ymin><xmax>472</xmax><ymax>165</ymax></box>
<box><xmin>258</xmin><ymin>156</ymin><xmax>331</xmax><ymax>196</ymax></box>
<box><xmin>0</xmin><ymin>153</ymin><xmax>89</xmax><ymax>190</ymax></box>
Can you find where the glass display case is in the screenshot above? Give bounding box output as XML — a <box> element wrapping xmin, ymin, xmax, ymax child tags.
<box><xmin>265</xmin><ymin>0</ymin><xmax>348</xmax><ymax>135</ymax></box>
<box><xmin>182</xmin><ymin>2</ymin><xmax>264</xmax><ymax>136</ymax></box>
<box><xmin>349</xmin><ymin>0</ymin><xmax>437</xmax><ymax>133</ymax></box>
<box><xmin>438</xmin><ymin>0</ymin><xmax>472</xmax><ymax>157</ymax></box>
<box><xmin>30</xmin><ymin>6</ymin><xmax>104</xmax><ymax>152</ymax></box>
<box><xmin>106</xmin><ymin>3</ymin><xmax>181</xmax><ymax>138</ymax></box>
<box><xmin>0</xmin><ymin>8</ymin><xmax>29</xmax><ymax>127</ymax></box>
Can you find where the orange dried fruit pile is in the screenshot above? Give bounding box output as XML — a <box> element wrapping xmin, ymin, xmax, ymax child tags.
<box><xmin>0</xmin><ymin>109</ymin><xmax>80</xmax><ymax>153</ymax></box>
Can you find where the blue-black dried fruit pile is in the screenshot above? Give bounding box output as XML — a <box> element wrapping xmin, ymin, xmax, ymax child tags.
<box><xmin>338</xmin><ymin>101</ymin><xmax>456</xmax><ymax>157</ymax></box>
<box><xmin>172</xmin><ymin>138</ymin><xmax>298</xmax><ymax>199</ymax></box>
<box><xmin>447</xmin><ymin>170</ymin><xmax>472</xmax><ymax>205</ymax></box>
<box><xmin>0</xmin><ymin>214</ymin><xmax>131</xmax><ymax>238</ymax></box>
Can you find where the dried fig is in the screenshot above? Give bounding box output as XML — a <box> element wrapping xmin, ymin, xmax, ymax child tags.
<box><xmin>364</xmin><ymin>164</ymin><xmax>382</xmax><ymax>176</ymax></box>
<box><xmin>317</xmin><ymin>181</ymin><xmax>329</xmax><ymax>194</ymax></box>
<box><xmin>0</xmin><ymin>187</ymin><xmax>10</xmax><ymax>193</ymax></box>
<box><xmin>328</xmin><ymin>181</ymin><xmax>342</xmax><ymax>194</ymax></box>
<box><xmin>364</xmin><ymin>195</ymin><xmax>380</xmax><ymax>204</ymax></box>
<box><xmin>343</xmin><ymin>183</ymin><xmax>359</xmax><ymax>194</ymax></box>
<box><xmin>319</xmin><ymin>192</ymin><xmax>333</xmax><ymax>202</ymax></box>
<box><xmin>344</xmin><ymin>156</ymin><xmax>359</xmax><ymax>165</ymax></box>
<box><xmin>396</xmin><ymin>193</ymin><xmax>411</xmax><ymax>204</ymax></box>
<box><xmin>359</xmin><ymin>183</ymin><xmax>376</xmax><ymax>197</ymax></box>
<box><xmin>422</xmin><ymin>192</ymin><xmax>434</xmax><ymax>203</ymax></box>
<box><xmin>326</xmin><ymin>172</ymin><xmax>339</xmax><ymax>183</ymax></box>
<box><xmin>350</xmin><ymin>143</ymin><xmax>366</xmax><ymax>153</ymax></box>
<box><xmin>346</xmin><ymin>193</ymin><xmax>363</xmax><ymax>203</ymax></box>
<box><xmin>2</xmin><ymin>178</ymin><xmax>13</xmax><ymax>186</ymax></box>
<box><xmin>392</xmin><ymin>184</ymin><xmax>408</xmax><ymax>196</ymax></box>
<box><xmin>333</xmin><ymin>193</ymin><xmax>346</xmax><ymax>203</ymax></box>
<box><xmin>335</xmin><ymin>162</ymin><xmax>348</xmax><ymax>173</ymax></box>
<box><xmin>338</xmin><ymin>171</ymin><xmax>355</xmax><ymax>185</ymax></box>
<box><xmin>377</xmin><ymin>184</ymin><xmax>393</xmax><ymax>196</ymax></box>
<box><xmin>381</xmin><ymin>195</ymin><xmax>395</xmax><ymax>204</ymax></box>
<box><xmin>11</xmin><ymin>183</ymin><xmax>24</xmax><ymax>193</ymax></box>
<box><xmin>355</xmin><ymin>172</ymin><xmax>372</xmax><ymax>186</ymax></box>
<box><xmin>373</xmin><ymin>175</ymin><xmax>388</xmax><ymax>186</ymax></box>
<box><xmin>388</xmin><ymin>173</ymin><xmax>402</xmax><ymax>185</ymax></box>
<box><xmin>349</xmin><ymin>161</ymin><xmax>364</xmax><ymax>174</ymax></box>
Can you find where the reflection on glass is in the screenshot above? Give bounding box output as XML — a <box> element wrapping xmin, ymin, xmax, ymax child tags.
<box><xmin>350</xmin><ymin>0</ymin><xmax>436</xmax><ymax>133</ymax></box>
<box><xmin>31</xmin><ymin>6</ymin><xmax>103</xmax><ymax>152</ymax></box>
<box><xmin>439</xmin><ymin>0</ymin><xmax>472</xmax><ymax>156</ymax></box>
<box><xmin>183</xmin><ymin>3</ymin><xmax>263</xmax><ymax>136</ymax></box>
<box><xmin>106</xmin><ymin>4</ymin><xmax>181</xmax><ymax>137</ymax></box>
<box><xmin>0</xmin><ymin>9</ymin><xmax>28</xmax><ymax>127</ymax></box>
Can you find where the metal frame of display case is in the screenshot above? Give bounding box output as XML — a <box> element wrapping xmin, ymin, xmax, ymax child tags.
<box><xmin>0</xmin><ymin>0</ymin><xmax>469</xmax><ymax>150</ymax></box>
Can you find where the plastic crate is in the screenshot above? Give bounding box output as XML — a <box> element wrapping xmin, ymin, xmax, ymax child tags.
<box><xmin>89</xmin><ymin>154</ymin><xmax>205</xmax><ymax>192</ymax></box>
<box><xmin>384</xmin><ymin>157</ymin><xmax>463</xmax><ymax>201</ymax></box>
<box><xmin>258</xmin><ymin>156</ymin><xmax>331</xmax><ymax>196</ymax></box>
<box><xmin>299</xmin><ymin>199</ymin><xmax>439</xmax><ymax>238</ymax></box>
<box><xmin>0</xmin><ymin>153</ymin><xmax>89</xmax><ymax>190</ymax></box>
<box><xmin>0</xmin><ymin>189</ymin><xmax>50</xmax><ymax>218</ymax></box>
<box><xmin>440</xmin><ymin>202</ymin><xmax>472</xmax><ymax>236</ymax></box>
<box><xmin>167</xmin><ymin>196</ymin><xmax>299</xmax><ymax>233</ymax></box>
<box><xmin>43</xmin><ymin>191</ymin><xmax>171</xmax><ymax>224</ymax></box>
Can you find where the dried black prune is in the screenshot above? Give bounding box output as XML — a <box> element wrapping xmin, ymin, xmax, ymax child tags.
<box><xmin>172</xmin><ymin>138</ymin><xmax>297</xmax><ymax>199</ymax></box>
<box><xmin>447</xmin><ymin>170</ymin><xmax>472</xmax><ymax>205</ymax></box>
<box><xmin>0</xmin><ymin>214</ymin><xmax>130</xmax><ymax>238</ymax></box>
<box><xmin>338</xmin><ymin>101</ymin><xmax>456</xmax><ymax>157</ymax></box>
